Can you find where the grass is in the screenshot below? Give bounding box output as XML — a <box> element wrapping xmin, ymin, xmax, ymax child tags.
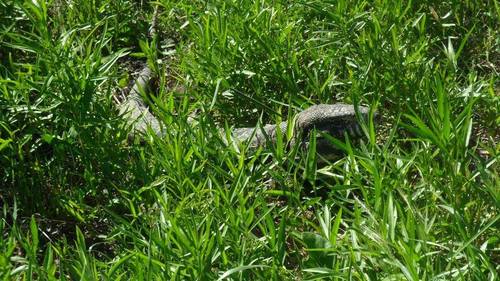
<box><xmin>0</xmin><ymin>0</ymin><xmax>499</xmax><ymax>280</ymax></box>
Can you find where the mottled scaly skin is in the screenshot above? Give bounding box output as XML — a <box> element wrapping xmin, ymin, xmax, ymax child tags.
<box><xmin>119</xmin><ymin>67</ymin><xmax>163</xmax><ymax>137</ymax></box>
<box><xmin>119</xmin><ymin>67</ymin><xmax>374</xmax><ymax>158</ymax></box>
<box><xmin>230</xmin><ymin>104</ymin><xmax>372</xmax><ymax>158</ymax></box>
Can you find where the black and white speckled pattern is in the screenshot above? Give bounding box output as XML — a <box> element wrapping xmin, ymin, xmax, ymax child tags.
<box><xmin>230</xmin><ymin>103</ymin><xmax>373</xmax><ymax>157</ymax></box>
<box><xmin>119</xmin><ymin>66</ymin><xmax>373</xmax><ymax>158</ymax></box>
<box><xmin>119</xmin><ymin>67</ymin><xmax>164</xmax><ymax>138</ymax></box>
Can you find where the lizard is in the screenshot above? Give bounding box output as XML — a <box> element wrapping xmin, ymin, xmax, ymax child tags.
<box><xmin>118</xmin><ymin>66</ymin><xmax>375</xmax><ymax>159</ymax></box>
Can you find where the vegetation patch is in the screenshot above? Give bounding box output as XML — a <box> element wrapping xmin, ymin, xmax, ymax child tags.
<box><xmin>0</xmin><ymin>0</ymin><xmax>498</xmax><ymax>280</ymax></box>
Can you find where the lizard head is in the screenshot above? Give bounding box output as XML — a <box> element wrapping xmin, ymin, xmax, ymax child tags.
<box><xmin>295</xmin><ymin>103</ymin><xmax>376</xmax><ymax>160</ymax></box>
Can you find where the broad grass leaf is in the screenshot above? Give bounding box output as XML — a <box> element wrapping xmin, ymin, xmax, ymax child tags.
<box><xmin>217</xmin><ymin>265</ymin><xmax>269</xmax><ymax>281</ymax></box>
<box><xmin>301</xmin><ymin>232</ymin><xmax>334</xmax><ymax>267</ymax></box>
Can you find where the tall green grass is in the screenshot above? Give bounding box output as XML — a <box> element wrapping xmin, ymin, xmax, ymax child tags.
<box><xmin>1</xmin><ymin>0</ymin><xmax>498</xmax><ymax>280</ymax></box>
